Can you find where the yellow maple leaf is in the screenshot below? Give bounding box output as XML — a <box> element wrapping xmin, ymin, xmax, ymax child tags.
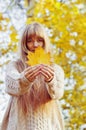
<box><xmin>26</xmin><ymin>47</ymin><xmax>51</xmax><ymax>66</ymax></box>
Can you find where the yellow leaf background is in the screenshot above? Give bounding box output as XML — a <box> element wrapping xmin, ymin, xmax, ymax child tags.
<box><xmin>0</xmin><ymin>0</ymin><xmax>86</xmax><ymax>129</ymax></box>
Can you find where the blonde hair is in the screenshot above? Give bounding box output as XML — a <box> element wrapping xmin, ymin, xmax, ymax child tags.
<box><xmin>17</xmin><ymin>22</ymin><xmax>52</xmax><ymax>114</ymax></box>
<box><xmin>18</xmin><ymin>22</ymin><xmax>51</xmax><ymax>67</ymax></box>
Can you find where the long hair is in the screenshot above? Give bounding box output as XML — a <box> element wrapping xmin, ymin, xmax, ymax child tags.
<box><xmin>18</xmin><ymin>22</ymin><xmax>51</xmax><ymax>68</ymax></box>
<box><xmin>16</xmin><ymin>23</ymin><xmax>64</xmax><ymax>129</ymax></box>
<box><xmin>17</xmin><ymin>22</ymin><xmax>52</xmax><ymax>114</ymax></box>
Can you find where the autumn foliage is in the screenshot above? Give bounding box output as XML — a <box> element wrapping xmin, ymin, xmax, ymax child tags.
<box><xmin>0</xmin><ymin>0</ymin><xmax>86</xmax><ymax>129</ymax></box>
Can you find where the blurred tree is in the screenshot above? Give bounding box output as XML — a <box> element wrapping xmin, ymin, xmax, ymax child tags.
<box><xmin>0</xmin><ymin>0</ymin><xmax>86</xmax><ymax>129</ymax></box>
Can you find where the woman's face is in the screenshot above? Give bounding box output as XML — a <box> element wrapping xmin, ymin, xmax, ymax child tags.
<box><xmin>26</xmin><ymin>34</ymin><xmax>45</xmax><ymax>52</ymax></box>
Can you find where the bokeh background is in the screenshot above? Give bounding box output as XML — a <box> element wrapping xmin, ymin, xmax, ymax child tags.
<box><xmin>0</xmin><ymin>0</ymin><xmax>86</xmax><ymax>129</ymax></box>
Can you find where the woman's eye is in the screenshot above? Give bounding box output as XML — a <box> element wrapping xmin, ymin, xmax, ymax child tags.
<box><xmin>27</xmin><ymin>39</ymin><xmax>32</xmax><ymax>42</ymax></box>
<box><xmin>38</xmin><ymin>38</ymin><xmax>44</xmax><ymax>42</ymax></box>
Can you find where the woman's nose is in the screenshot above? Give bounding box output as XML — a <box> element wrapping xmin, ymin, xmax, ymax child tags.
<box><xmin>34</xmin><ymin>41</ymin><xmax>39</xmax><ymax>47</ymax></box>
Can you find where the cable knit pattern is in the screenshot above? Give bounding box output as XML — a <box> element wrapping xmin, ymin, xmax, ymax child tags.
<box><xmin>1</xmin><ymin>59</ymin><xmax>65</xmax><ymax>130</ymax></box>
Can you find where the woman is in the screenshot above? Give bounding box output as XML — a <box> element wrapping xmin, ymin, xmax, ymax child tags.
<box><xmin>1</xmin><ymin>22</ymin><xmax>65</xmax><ymax>130</ymax></box>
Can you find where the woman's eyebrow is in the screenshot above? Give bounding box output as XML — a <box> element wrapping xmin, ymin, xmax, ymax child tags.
<box><xmin>38</xmin><ymin>37</ymin><xmax>44</xmax><ymax>40</ymax></box>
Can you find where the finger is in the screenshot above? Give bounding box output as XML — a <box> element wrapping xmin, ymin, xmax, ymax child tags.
<box><xmin>41</xmin><ymin>66</ymin><xmax>54</xmax><ymax>81</ymax></box>
<box><xmin>41</xmin><ymin>65</ymin><xmax>54</xmax><ymax>75</ymax></box>
<box><xmin>25</xmin><ymin>66</ymin><xmax>40</xmax><ymax>76</ymax></box>
<box><xmin>25</xmin><ymin>64</ymin><xmax>40</xmax><ymax>73</ymax></box>
<box><xmin>28</xmin><ymin>71</ymin><xmax>40</xmax><ymax>82</ymax></box>
<box><xmin>41</xmin><ymin>64</ymin><xmax>54</xmax><ymax>72</ymax></box>
<box><xmin>30</xmin><ymin>71</ymin><xmax>40</xmax><ymax>79</ymax></box>
<box><xmin>40</xmin><ymin>70</ymin><xmax>49</xmax><ymax>79</ymax></box>
<box><xmin>27</xmin><ymin>68</ymin><xmax>40</xmax><ymax>78</ymax></box>
<box><xmin>41</xmin><ymin>71</ymin><xmax>53</xmax><ymax>82</ymax></box>
<box><xmin>41</xmin><ymin>68</ymin><xmax>51</xmax><ymax>77</ymax></box>
<box><xmin>41</xmin><ymin>67</ymin><xmax>54</xmax><ymax>78</ymax></box>
<box><xmin>46</xmin><ymin>76</ymin><xmax>53</xmax><ymax>82</ymax></box>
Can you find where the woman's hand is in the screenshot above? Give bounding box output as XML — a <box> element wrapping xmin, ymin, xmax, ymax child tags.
<box><xmin>40</xmin><ymin>64</ymin><xmax>54</xmax><ymax>82</ymax></box>
<box><xmin>24</xmin><ymin>65</ymin><xmax>41</xmax><ymax>82</ymax></box>
<box><xmin>23</xmin><ymin>64</ymin><xmax>54</xmax><ymax>82</ymax></box>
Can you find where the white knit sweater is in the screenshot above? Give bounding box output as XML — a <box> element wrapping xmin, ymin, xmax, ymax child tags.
<box><xmin>1</xmin><ymin>59</ymin><xmax>64</xmax><ymax>130</ymax></box>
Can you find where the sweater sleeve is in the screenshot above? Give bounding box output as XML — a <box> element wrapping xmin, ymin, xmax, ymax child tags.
<box><xmin>5</xmin><ymin>60</ymin><xmax>32</xmax><ymax>96</ymax></box>
<box><xmin>46</xmin><ymin>64</ymin><xmax>64</xmax><ymax>100</ymax></box>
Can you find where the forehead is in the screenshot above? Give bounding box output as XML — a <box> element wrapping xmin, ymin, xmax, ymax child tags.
<box><xmin>27</xmin><ymin>34</ymin><xmax>44</xmax><ymax>39</ymax></box>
